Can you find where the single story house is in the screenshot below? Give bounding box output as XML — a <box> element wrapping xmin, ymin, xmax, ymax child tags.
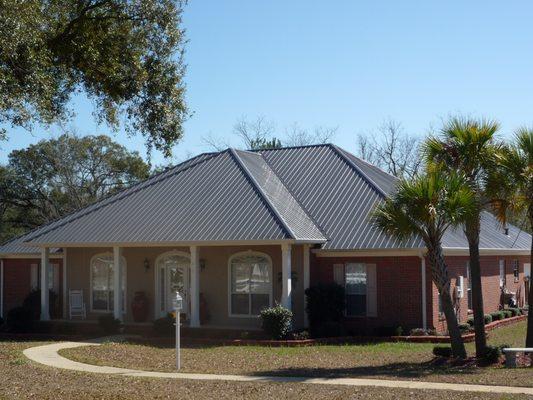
<box><xmin>0</xmin><ymin>144</ymin><xmax>531</xmax><ymax>333</ymax></box>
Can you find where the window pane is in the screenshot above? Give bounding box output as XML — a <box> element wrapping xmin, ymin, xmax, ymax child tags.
<box><xmin>346</xmin><ymin>263</ymin><xmax>366</xmax><ymax>295</ymax></box>
<box><xmin>250</xmin><ymin>262</ymin><xmax>270</xmax><ymax>294</ymax></box>
<box><xmin>251</xmin><ymin>294</ymin><xmax>269</xmax><ymax>315</ymax></box>
<box><xmin>232</xmin><ymin>263</ymin><xmax>250</xmax><ymax>293</ymax></box>
<box><xmin>231</xmin><ymin>294</ymin><xmax>249</xmax><ymax>315</ymax></box>
<box><xmin>93</xmin><ymin>290</ymin><xmax>108</xmax><ymax>311</ymax></box>
<box><xmin>346</xmin><ymin>294</ymin><xmax>366</xmax><ymax>316</ymax></box>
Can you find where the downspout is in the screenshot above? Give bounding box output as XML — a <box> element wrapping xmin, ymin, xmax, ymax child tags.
<box><xmin>419</xmin><ymin>253</ymin><xmax>427</xmax><ymax>330</ymax></box>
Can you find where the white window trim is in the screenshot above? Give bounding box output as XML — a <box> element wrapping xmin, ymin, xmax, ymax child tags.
<box><xmin>89</xmin><ymin>252</ymin><xmax>127</xmax><ymax>314</ymax></box>
<box><xmin>154</xmin><ymin>250</ymin><xmax>191</xmax><ymax>318</ymax></box>
<box><xmin>227</xmin><ymin>250</ymin><xmax>273</xmax><ymax>318</ymax></box>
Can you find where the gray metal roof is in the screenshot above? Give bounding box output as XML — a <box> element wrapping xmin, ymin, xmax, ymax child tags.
<box><xmin>1</xmin><ymin>143</ymin><xmax>530</xmax><ymax>253</ymax></box>
<box><xmin>0</xmin><ymin>232</ymin><xmax>61</xmax><ymax>256</ymax></box>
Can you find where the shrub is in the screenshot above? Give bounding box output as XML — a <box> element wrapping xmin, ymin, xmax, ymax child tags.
<box><xmin>6</xmin><ymin>307</ymin><xmax>33</xmax><ymax>332</ymax></box>
<box><xmin>374</xmin><ymin>325</ymin><xmax>403</xmax><ymax>337</ymax></box>
<box><xmin>153</xmin><ymin>314</ymin><xmax>175</xmax><ymax>336</ymax></box>
<box><xmin>466</xmin><ymin>317</ymin><xmax>474</xmax><ymax>326</ymax></box>
<box><xmin>409</xmin><ymin>328</ymin><xmax>428</xmax><ymax>336</ymax></box>
<box><xmin>314</xmin><ymin>321</ymin><xmax>346</xmax><ymax>338</ymax></box>
<box><xmin>458</xmin><ymin>323</ymin><xmax>471</xmax><ymax>333</ymax></box>
<box><xmin>503</xmin><ymin>310</ymin><xmax>513</xmax><ymax>319</ymax></box>
<box><xmin>482</xmin><ymin>345</ymin><xmax>502</xmax><ymax>364</ymax></box>
<box><xmin>260</xmin><ymin>304</ymin><xmax>293</xmax><ymax>340</ymax></box>
<box><xmin>484</xmin><ymin>314</ymin><xmax>492</xmax><ymax>325</ymax></box>
<box><xmin>433</xmin><ymin>346</ymin><xmax>453</xmax><ymax>358</ymax></box>
<box><xmin>22</xmin><ymin>289</ymin><xmax>60</xmax><ymax>320</ymax></box>
<box><xmin>509</xmin><ymin>308</ymin><xmax>521</xmax><ymax>317</ymax></box>
<box><xmin>97</xmin><ymin>314</ymin><xmax>122</xmax><ymax>335</ymax></box>
<box><xmin>292</xmin><ymin>330</ymin><xmax>310</xmax><ymax>340</ymax></box>
<box><xmin>0</xmin><ymin>316</ymin><xmax>4</xmax><ymax>327</ymax></box>
<box><xmin>305</xmin><ymin>283</ymin><xmax>345</xmax><ymax>338</ymax></box>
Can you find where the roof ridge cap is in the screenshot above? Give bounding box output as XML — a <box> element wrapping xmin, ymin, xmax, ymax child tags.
<box><xmin>23</xmin><ymin>151</ymin><xmax>222</xmax><ymax>244</ymax></box>
<box><xmin>229</xmin><ymin>148</ymin><xmax>297</xmax><ymax>240</ymax></box>
<box><xmin>329</xmin><ymin>144</ymin><xmax>389</xmax><ymax>198</ymax></box>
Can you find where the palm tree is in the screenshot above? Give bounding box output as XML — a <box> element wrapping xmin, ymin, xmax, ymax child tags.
<box><xmin>424</xmin><ymin>117</ymin><xmax>500</xmax><ymax>358</ymax></box>
<box><xmin>494</xmin><ymin>128</ymin><xmax>533</xmax><ymax>346</ymax></box>
<box><xmin>372</xmin><ymin>170</ymin><xmax>473</xmax><ymax>358</ymax></box>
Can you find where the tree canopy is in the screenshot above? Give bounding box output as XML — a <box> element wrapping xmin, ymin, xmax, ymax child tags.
<box><xmin>0</xmin><ymin>134</ymin><xmax>150</xmax><ymax>242</ymax></box>
<box><xmin>0</xmin><ymin>0</ymin><xmax>188</xmax><ymax>155</ymax></box>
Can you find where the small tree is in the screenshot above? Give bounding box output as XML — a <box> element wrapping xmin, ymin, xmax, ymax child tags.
<box><xmin>305</xmin><ymin>283</ymin><xmax>345</xmax><ymax>337</ymax></box>
<box><xmin>372</xmin><ymin>170</ymin><xmax>474</xmax><ymax>358</ymax></box>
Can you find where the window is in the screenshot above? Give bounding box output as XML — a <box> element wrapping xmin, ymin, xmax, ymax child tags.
<box><xmin>229</xmin><ymin>252</ymin><xmax>271</xmax><ymax>316</ymax></box>
<box><xmin>90</xmin><ymin>253</ymin><xmax>126</xmax><ymax>312</ymax></box>
<box><xmin>512</xmin><ymin>260</ymin><xmax>519</xmax><ymax>283</ymax></box>
<box><xmin>30</xmin><ymin>263</ymin><xmax>60</xmax><ymax>292</ymax></box>
<box><xmin>345</xmin><ymin>263</ymin><xmax>367</xmax><ymax>316</ymax></box>
<box><xmin>499</xmin><ymin>260</ymin><xmax>506</xmax><ymax>288</ymax></box>
<box><xmin>466</xmin><ymin>262</ymin><xmax>472</xmax><ymax>311</ymax></box>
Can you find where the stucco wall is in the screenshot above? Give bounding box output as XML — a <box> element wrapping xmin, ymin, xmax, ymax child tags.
<box><xmin>65</xmin><ymin>244</ymin><xmax>305</xmax><ymax>329</ymax></box>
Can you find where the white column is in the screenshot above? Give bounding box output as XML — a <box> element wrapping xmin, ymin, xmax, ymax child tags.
<box><xmin>303</xmin><ymin>244</ymin><xmax>310</xmax><ymax>327</ymax></box>
<box><xmin>420</xmin><ymin>254</ymin><xmax>427</xmax><ymax>330</ymax></box>
<box><xmin>189</xmin><ymin>246</ymin><xmax>200</xmax><ymax>327</ymax></box>
<box><xmin>40</xmin><ymin>247</ymin><xmax>50</xmax><ymax>321</ymax></box>
<box><xmin>281</xmin><ymin>243</ymin><xmax>292</xmax><ymax>310</ymax></box>
<box><xmin>62</xmin><ymin>248</ymin><xmax>68</xmax><ymax>319</ymax></box>
<box><xmin>0</xmin><ymin>259</ymin><xmax>4</xmax><ymax>319</ymax></box>
<box><xmin>113</xmin><ymin>246</ymin><xmax>123</xmax><ymax>321</ymax></box>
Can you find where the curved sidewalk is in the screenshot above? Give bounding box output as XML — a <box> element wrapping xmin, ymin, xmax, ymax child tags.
<box><xmin>23</xmin><ymin>341</ymin><xmax>533</xmax><ymax>396</ymax></box>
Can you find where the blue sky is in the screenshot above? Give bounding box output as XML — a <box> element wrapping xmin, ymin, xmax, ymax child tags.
<box><xmin>2</xmin><ymin>1</ymin><xmax>533</xmax><ymax>165</ymax></box>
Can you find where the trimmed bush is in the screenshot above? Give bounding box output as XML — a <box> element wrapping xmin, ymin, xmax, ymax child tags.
<box><xmin>305</xmin><ymin>283</ymin><xmax>345</xmax><ymax>338</ymax></box>
<box><xmin>6</xmin><ymin>307</ymin><xmax>33</xmax><ymax>332</ymax></box>
<box><xmin>260</xmin><ymin>304</ymin><xmax>293</xmax><ymax>340</ymax></box>
<box><xmin>466</xmin><ymin>317</ymin><xmax>474</xmax><ymax>327</ymax></box>
<box><xmin>97</xmin><ymin>314</ymin><xmax>122</xmax><ymax>334</ymax></box>
<box><xmin>433</xmin><ymin>346</ymin><xmax>453</xmax><ymax>358</ymax></box>
<box><xmin>484</xmin><ymin>314</ymin><xmax>492</xmax><ymax>325</ymax></box>
<box><xmin>153</xmin><ymin>314</ymin><xmax>175</xmax><ymax>336</ymax></box>
<box><xmin>374</xmin><ymin>325</ymin><xmax>403</xmax><ymax>337</ymax></box>
<box><xmin>409</xmin><ymin>328</ymin><xmax>428</xmax><ymax>336</ymax></box>
<box><xmin>22</xmin><ymin>289</ymin><xmax>60</xmax><ymax>320</ymax></box>
<box><xmin>509</xmin><ymin>308</ymin><xmax>521</xmax><ymax>317</ymax></box>
<box><xmin>490</xmin><ymin>311</ymin><xmax>502</xmax><ymax>321</ymax></box>
<box><xmin>482</xmin><ymin>345</ymin><xmax>502</xmax><ymax>364</ymax></box>
<box><xmin>458</xmin><ymin>323</ymin><xmax>471</xmax><ymax>333</ymax></box>
<box><xmin>291</xmin><ymin>330</ymin><xmax>310</xmax><ymax>340</ymax></box>
<box><xmin>503</xmin><ymin>310</ymin><xmax>513</xmax><ymax>319</ymax></box>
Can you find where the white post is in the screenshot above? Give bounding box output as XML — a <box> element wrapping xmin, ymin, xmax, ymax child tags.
<box><xmin>40</xmin><ymin>247</ymin><xmax>50</xmax><ymax>321</ymax></box>
<box><xmin>113</xmin><ymin>246</ymin><xmax>122</xmax><ymax>321</ymax></box>
<box><xmin>0</xmin><ymin>259</ymin><xmax>4</xmax><ymax>319</ymax></box>
<box><xmin>281</xmin><ymin>243</ymin><xmax>292</xmax><ymax>310</ymax></box>
<box><xmin>189</xmin><ymin>246</ymin><xmax>200</xmax><ymax>327</ymax></box>
<box><xmin>176</xmin><ymin>308</ymin><xmax>181</xmax><ymax>369</ymax></box>
<box><xmin>303</xmin><ymin>244</ymin><xmax>310</xmax><ymax>327</ymax></box>
<box><xmin>62</xmin><ymin>248</ymin><xmax>68</xmax><ymax>319</ymax></box>
<box><xmin>420</xmin><ymin>254</ymin><xmax>427</xmax><ymax>330</ymax></box>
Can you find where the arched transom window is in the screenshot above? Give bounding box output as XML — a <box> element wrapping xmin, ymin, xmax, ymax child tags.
<box><xmin>229</xmin><ymin>252</ymin><xmax>272</xmax><ymax>316</ymax></box>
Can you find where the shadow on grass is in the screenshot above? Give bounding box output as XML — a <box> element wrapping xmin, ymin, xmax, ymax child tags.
<box><xmin>249</xmin><ymin>358</ymin><xmax>478</xmax><ymax>379</ymax></box>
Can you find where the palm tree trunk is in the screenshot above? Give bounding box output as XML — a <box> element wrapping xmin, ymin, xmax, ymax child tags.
<box><xmin>427</xmin><ymin>244</ymin><xmax>467</xmax><ymax>359</ymax></box>
<box><xmin>465</xmin><ymin>217</ymin><xmax>487</xmax><ymax>358</ymax></box>
<box><xmin>526</xmin><ymin>210</ymin><xmax>533</xmax><ymax>347</ymax></box>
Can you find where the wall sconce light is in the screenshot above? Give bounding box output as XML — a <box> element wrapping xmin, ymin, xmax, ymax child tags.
<box><xmin>200</xmin><ymin>259</ymin><xmax>206</xmax><ymax>270</ymax></box>
<box><xmin>144</xmin><ymin>258</ymin><xmax>150</xmax><ymax>272</ymax></box>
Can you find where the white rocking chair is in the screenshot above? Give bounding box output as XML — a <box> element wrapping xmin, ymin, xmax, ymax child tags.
<box><xmin>69</xmin><ymin>289</ymin><xmax>86</xmax><ymax>319</ymax></box>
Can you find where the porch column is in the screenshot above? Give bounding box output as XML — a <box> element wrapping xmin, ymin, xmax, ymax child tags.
<box><xmin>303</xmin><ymin>244</ymin><xmax>310</xmax><ymax>327</ymax></box>
<box><xmin>62</xmin><ymin>248</ymin><xmax>68</xmax><ymax>319</ymax></box>
<box><xmin>40</xmin><ymin>247</ymin><xmax>50</xmax><ymax>321</ymax></box>
<box><xmin>281</xmin><ymin>243</ymin><xmax>292</xmax><ymax>310</ymax></box>
<box><xmin>190</xmin><ymin>246</ymin><xmax>200</xmax><ymax>327</ymax></box>
<box><xmin>113</xmin><ymin>246</ymin><xmax>123</xmax><ymax>321</ymax></box>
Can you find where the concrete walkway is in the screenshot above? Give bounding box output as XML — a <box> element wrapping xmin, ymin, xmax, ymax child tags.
<box><xmin>23</xmin><ymin>340</ymin><xmax>533</xmax><ymax>396</ymax></box>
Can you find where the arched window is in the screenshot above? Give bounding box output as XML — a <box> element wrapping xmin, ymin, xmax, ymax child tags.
<box><xmin>90</xmin><ymin>253</ymin><xmax>126</xmax><ymax>312</ymax></box>
<box><xmin>228</xmin><ymin>251</ymin><xmax>272</xmax><ymax>316</ymax></box>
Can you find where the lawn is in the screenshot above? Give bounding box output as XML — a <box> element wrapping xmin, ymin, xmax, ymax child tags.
<box><xmin>0</xmin><ymin>339</ymin><xmax>530</xmax><ymax>399</ymax></box>
<box><xmin>58</xmin><ymin>321</ymin><xmax>533</xmax><ymax>389</ymax></box>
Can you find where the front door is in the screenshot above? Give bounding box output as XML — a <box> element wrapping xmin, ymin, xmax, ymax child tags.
<box><xmin>157</xmin><ymin>253</ymin><xmax>190</xmax><ymax>318</ymax></box>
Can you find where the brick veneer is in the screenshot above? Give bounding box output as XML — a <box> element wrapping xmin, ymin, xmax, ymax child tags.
<box><xmin>1</xmin><ymin>258</ymin><xmax>63</xmax><ymax>318</ymax></box>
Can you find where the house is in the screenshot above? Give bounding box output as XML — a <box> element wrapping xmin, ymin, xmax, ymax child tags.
<box><xmin>0</xmin><ymin>144</ymin><xmax>531</xmax><ymax>334</ymax></box>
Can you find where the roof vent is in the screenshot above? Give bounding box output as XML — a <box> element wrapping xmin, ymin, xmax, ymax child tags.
<box><xmin>504</xmin><ymin>227</ymin><xmax>509</xmax><ymax>236</ymax></box>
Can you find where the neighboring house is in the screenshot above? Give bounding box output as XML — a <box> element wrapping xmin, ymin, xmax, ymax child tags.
<box><xmin>0</xmin><ymin>144</ymin><xmax>531</xmax><ymax>333</ymax></box>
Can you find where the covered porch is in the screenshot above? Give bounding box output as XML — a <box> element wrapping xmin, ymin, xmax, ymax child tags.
<box><xmin>38</xmin><ymin>243</ymin><xmax>312</xmax><ymax>331</ymax></box>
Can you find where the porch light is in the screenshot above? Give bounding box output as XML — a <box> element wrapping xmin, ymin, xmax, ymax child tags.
<box><xmin>143</xmin><ymin>258</ymin><xmax>150</xmax><ymax>272</ymax></box>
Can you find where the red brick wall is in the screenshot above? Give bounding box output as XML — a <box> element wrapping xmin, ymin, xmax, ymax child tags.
<box><xmin>1</xmin><ymin>258</ymin><xmax>63</xmax><ymax>318</ymax></box>
<box><xmin>432</xmin><ymin>255</ymin><xmax>529</xmax><ymax>332</ymax></box>
<box><xmin>312</xmin><ymin>255</ymin><xmax>424</xmax><ymax>334</ymax></box>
